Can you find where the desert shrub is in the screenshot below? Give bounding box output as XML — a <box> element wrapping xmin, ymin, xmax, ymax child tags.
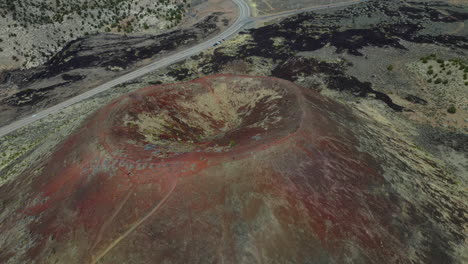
<box><xmin>443</xmin><ymin>80</ymin><xmax>448</xmax><ymax>85</ymax></box>
<box><xmin>427</xmin><ymin>79</ymin><xmax>432</xmax><ymax>83</ymax></box>
<box><xmin>387</xmin><ymin>65</ymin><xmax>394</xmax><ymax>71</ymax></box>
<box><xmin>427</xmin><ymin>69</ymin><xmax>434</xmax><ymax>75</ymax></box>
<box><xmin>437</xmin><ymin>59</ymin><xmax>444</xmax><ymax>64</ymax></box>
<box><xmin>434</xmin><ymin>78</ymin><xmax>442</xmax><ymax>84</ymax></box>
<box><xmin>447</xmin><ymin>105</ymin><xmax>456</xmax><ymax>114</ymax></box>
<box><xmin>447</xmin><ymin>70</ymin><xmax>452</xmax><ymax>75</ymax></box>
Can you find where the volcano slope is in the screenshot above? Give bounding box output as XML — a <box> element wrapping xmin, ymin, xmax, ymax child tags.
<box><xmin>0</xmin><ymin>75</ymin><xmax>466</xmax><ymax>263</ymax></box>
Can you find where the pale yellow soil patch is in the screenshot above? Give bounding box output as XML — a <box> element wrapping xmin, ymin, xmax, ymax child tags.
<box><xmin>401</xmin><ymin>58</ymin><xmax>468</xmax><ymax>131</ymax></box>
<box><xmin>125</xmin><ymin>78</ymin><xmax>283</xmax><ymax>148</ymax></box>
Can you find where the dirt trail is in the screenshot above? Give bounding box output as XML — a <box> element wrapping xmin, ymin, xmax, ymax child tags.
<box><xmin>260</xmin><ymin>0</ymin><xmax>275</xmax><ymax>11</ymax></box>
<box><xmin>89</xmin><ymin>186</ymin><xmax>134</xmax><ymax>256</ymax></box>
<box><xmin>91</xmin><ymin>178</ymin><xmax>178</xmax><ymax>264</ymax></box>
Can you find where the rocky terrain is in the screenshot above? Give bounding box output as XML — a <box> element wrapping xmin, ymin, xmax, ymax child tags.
<box><xmin>0</xmin><ymin>74</ymin><xmax>466</xmax><ymax>263</ymax></box>
<box><xmin>0</xmin><ymin>0</ymin><xmax>467</xmax><ymax>263</ymax></box>
<box><xmin>168</xmin><ymin>0</ymin><xmax>468</xmax><ymax>132</ymax></box>
<box><xmin>0</xmin><ymin>0</ymin><xmax>236</xmax><ymax>127</ymax></box>
<box><xmin>0</xmin><ymin>0</ymin><xmax>191</xmax><ymax>69</ymax></box>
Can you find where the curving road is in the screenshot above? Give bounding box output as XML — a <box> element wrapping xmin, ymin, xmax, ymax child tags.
<box><xmin>0</xmin><ymin>0</ymin><xmax>366</xmax><ymax>138</ymax></box>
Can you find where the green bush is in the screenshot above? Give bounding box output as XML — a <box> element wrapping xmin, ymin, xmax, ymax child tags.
<box><xmin>447</xmin><ymin>70</ymin><xmax>452</xmax><ymax>75</ymax></box>
<box><xmin>427</xmin><ymin>69</ymin><xmax>434</xmax><ymax>75</ymax></box>
<box><xmin>427</xmin><ymin>79</ymin><xmax>432</xmax><ymax>83</ymax></box>
<box><xmin>387</xmin><ymin>65</ymin><xmax>394</xmax><ymax>71</ymax></box>
<box><xmin>434</xmin><ymin>78</ymin><xmax>442</xmax><ymax>84</ymax></box>
<box><xmin>447</xmin><ymin>105</ymin><xmax>456</xmax><ymax>114</ymax></box>
<box><xmin>443</xmin><ymin>80</ymin><xmax>448</xmax><ymax>85</ymax></box>
<box><xmin>437</xmin><ymin>59</ymin><xmax>444</xmax><ymax>64</ymax></box>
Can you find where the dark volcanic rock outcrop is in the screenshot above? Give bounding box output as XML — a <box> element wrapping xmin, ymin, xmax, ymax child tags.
<box><xmin>0</xmin><ymin>75</ymin><xmax>465</xmax><ymax>263</ymax></box>
<box><xmin>0</xmin><ymin>14</ymin><xmax>223</xmax><ymax>127</ymax></box>
<box><xmin>34</xmin><ymin>14</ymin><xmax>220</xmax><ymax>79</ymax></box>
<box><xmin>193</xmin><ymin>0</ymin><xmax>468</xmax><ymax>113</ymax></box>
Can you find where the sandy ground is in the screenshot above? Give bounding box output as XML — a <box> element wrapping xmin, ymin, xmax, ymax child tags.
<box><xmin>179</xmin><ymin>0</ymin><xmax>239</xmax><ymax>29</ymax></box>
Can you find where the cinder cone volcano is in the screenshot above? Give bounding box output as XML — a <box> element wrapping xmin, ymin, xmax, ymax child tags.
<box><xmin>1</xmin><ymin>75</ymin><xmax>430</xmax><ymax>263</ymax></box>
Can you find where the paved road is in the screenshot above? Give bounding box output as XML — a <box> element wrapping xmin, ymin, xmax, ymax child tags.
<box><xmin>0</xmin><ymin>0</ymin><xmax>365</xmax><ymax>138</ymax></box>
<box><xmin>254</xmin><ymin>0</ymin><xmax>367</xmax><ymax>21</ymax></box>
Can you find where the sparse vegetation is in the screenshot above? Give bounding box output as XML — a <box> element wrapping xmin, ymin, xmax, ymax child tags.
<box><xmin>447</xmin><ymin>105</ymin><xmax>456</xmax><ymax>114</ymax></box>
<box><xmin>0</xmin><ymin>0</ymin><xmax>191</xmax><ymax>68</ymax></box>
<box><xmin>229</xmin><ymin>139</ymin><xmax>236</xmax><ymax>148</ymax></box>
<box><xmin>387</xmin><ymin>64</ymin><xmax>394</xmax><ymax>71</ymax></box>
<box><xmin>421</xmin><ymin>55</ymin><xmax>467</xmax><ymax>88</ymax></box>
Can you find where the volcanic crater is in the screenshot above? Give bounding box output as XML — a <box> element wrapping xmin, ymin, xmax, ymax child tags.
<box><xmin>1</xmin><ymin>75</ymin><xmax>464</xmax><ymax>264</ymax></box>
<box><xmin>100</xmin><ymin>75</ymin><xmax>301</xmax><ymax>160</ymax></box>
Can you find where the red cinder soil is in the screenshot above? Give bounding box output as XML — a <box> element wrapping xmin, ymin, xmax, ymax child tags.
<box><xmin>1</xmin><ymin>75</ymin><xmax>414</xmax><ymax>263</ymax></box>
